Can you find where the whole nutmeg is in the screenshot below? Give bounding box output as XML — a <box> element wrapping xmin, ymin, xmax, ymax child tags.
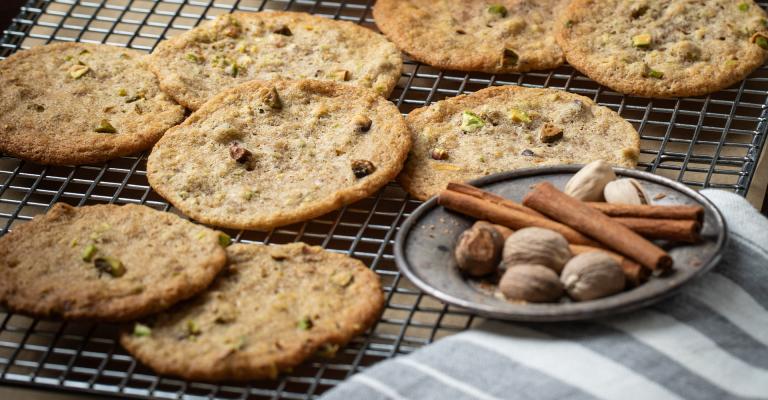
<box><xmin>502</xmin><ymin>227</ymin><xmax>572</xmax><ymax>273</ymax></box>
<box><xmin>564</xmin><ymin>160</ymin><xmax>617</xmax><ymax>201</ymax></box>
<box><xmin>603</xmin><ymin>178</ymin><xmax>650</xmax><ymax>205</ymax></box>
<box><xmin>499</xmin><ymin>264</ymin><xmax>564</xmax><ymax>303</ymax></box>
<box><xmin>454</xmin><ymin>221</ymin><xmax>504</xmax><ymax>277</ymax></box>
<box><xmin>560</xmin><ymin>252</ymin><xmax>626</xmax><ymax>301</ymax></box>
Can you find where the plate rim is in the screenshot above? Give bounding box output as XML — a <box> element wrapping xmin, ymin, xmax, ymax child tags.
<box><xmin>393</xmin><ymin>165</ymin><xmax>728</xmax><ymax>322</ymax></box>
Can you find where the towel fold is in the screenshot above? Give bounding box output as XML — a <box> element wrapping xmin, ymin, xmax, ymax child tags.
<box><xmin>321</xmin><ymin>190</ymin><xmax>768</xmax><ymax>400</ymax></box>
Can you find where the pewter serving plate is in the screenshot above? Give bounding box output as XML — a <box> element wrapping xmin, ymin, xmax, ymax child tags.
<box><xmin>394</xmin><ymin>166</ymin><xmax>727</xmax><ymax>321</ymax></box>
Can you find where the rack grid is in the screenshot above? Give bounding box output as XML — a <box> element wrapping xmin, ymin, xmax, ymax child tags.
<box><xmin>1</xmin><ymin>1</ymin><xmax>767</xmax><ymax>399</ymax></box>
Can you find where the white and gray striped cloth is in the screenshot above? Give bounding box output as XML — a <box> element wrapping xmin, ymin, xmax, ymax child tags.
<box><xmin>322</xmin><ymin>189</ymin><xmax>768</xmax><ymax>400</ymax></box>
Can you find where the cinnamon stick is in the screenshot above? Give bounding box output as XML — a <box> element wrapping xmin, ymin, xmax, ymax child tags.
<box><xmin>447</xmin><ymin>182</ymin><xmax>545</xmax><ymax>218</ymax></box>
<box><xmin>614</xmin><ymin>217</ymin><xmax>700</xmax><ymax>243</ymax></box>
<box><xmin>569</xmin><ymin>245</ymin><xmax>651</xmax><ymax>287</ymax></box>
<box><xmin>438</xmin><ymin>190</ymin><xmax>599</xmax><ymax>246</ymax></box>
<box><xmin>587</xmin><ymin>202</ymin><xmax>703</xmax><ymax>222</ymax></box>
<box><xmin>523</xmin><ymin>182</ymin><xmax>673</xmax><ymax>272</ymax></box>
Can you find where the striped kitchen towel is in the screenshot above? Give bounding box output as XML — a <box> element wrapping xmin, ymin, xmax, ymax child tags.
<box><xmin>321</xmin><ymin>189</ymin><xmax>768</xmax><ymax>400</ymax></box>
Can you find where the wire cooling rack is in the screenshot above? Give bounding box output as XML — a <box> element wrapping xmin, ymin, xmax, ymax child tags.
<box><xmin>1</xmin><ymin>0</ymin><xmax>767</xmax><ymax>399</ymax></box>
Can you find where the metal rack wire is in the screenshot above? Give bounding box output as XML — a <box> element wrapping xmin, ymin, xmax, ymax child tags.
<box><xmin>0</xmin><ymin>1</ymin><xmax>766</xmax><ymax>399</ymax></box>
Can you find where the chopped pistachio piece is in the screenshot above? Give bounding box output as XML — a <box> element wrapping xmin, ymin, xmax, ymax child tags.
<box><xmin>218</xmin><ymin>233</ymin><xmax>232</xmax><ymax>247</ymax></box>
<box><xmin>648</xmin><ymin>69</ymin><xmax>664</xmax><ymax>79</ymax></box>
<box><xmin>632</xmin><ymin>33</ymin><xmax>652</xmax><ymax>48</ymax></box>
<box><xmin>64</xmin><ymin>55</ymin><xmax>73</xmax><ymax>61</ymax></box>
<box><xmin>185</xmin><ymin>53</ymin><xmax>201</xmax><ymax>63</ymax></box>
<box><xmin>500</xmin><ymin>48</ymin><xmax>519</xmax><ymax>67</ymax></box>
<box><xmin>487</xmin><ymin>4</ymin><xmax>507</xmax><ymax>17</ymax></box>
<box><xmin>509</xmin><ymin>108</ymin><xmax>532</xmax><ymax>123</ymax></box>
<box><xmin>433</xmin><ymin>163</ymin><xmax>462</xmax><ymax>171</ymax></box>
<box><xmin>461</xmin><ymin>111</ymin><xmax>485</xmax><ymax>132</ymax></box>
<box><xmin>328</xmin><ymin>69</ymin><xmax>349</xmax><ymax>81</ymax></box>
<box><xmin>297</xmin><ymin>316</ymin><xmax>313</xmax><ymax>330</ymax></box>
<box><xmin>94</xmin><ymin>256</ymin><xmax>125</xmax><ymax>277</ymax></box>
<box><xmin>330</xmin><ymin>271</ymin><xmax>353</xmax><ymax>287</ymax></box>
<box><xmin>186</xmin><ymin>320</ymin><xmax>201</xmax><ymax>336</ymax></box>
<box><xmin>117</xmin><ymin>88</ymin><xmax>127</xmax><ymax>97</ymax></box>
<box><xmin>81</xmin><ymin>244</ymin><xmax>97</xmax><ymax>262</ymax></box>
<box><xmin>133</xmin><ymin>323</ymin><xmax>151</xmax><ymax>337</ymax></box>
<box><xmin>430</xmin><ymin>147</ymin><xmax>449</xmax><ymax>160</ymax></box>
<box><xmin>68</xmin><ymin>64</ymin><xmax>90</xmax><ymax>79</ymax></box>
<box><xmin>565</xmin><ymin>20</ymin><xmax>574</xmax><ymax>28</ymax></box>
<box><xmin>79</xmin><ymin>49</ymin><xmax>90</xmax><ymax>55</ymax></box>
<box><xmin>95</xmin><ymin>119</ymin><xmax>116</xmax><ymax>133</ymax></box>
<box><xmin>754</xmin><ymin>34</ymin><xmax>768</xmax><ymax>49</ymax></box>
<box><xmin>738</xmin><ymin>2</ymin><xmax>749</xmax><ymax>11</ymax></box>
<box><xmin>315</xmin><ymin>343</ymin><xmax>339</xmax><ymax>358</ymax></box>
<box><xmin>725</xmin><ymin>59</ymin><xmax>739</xmax><ymax>68</ymax></box>
<box><xmin>125</xmin><ymin>90</ymin><xmax>146</xmax><ymax>103</ymax></box>
<box><xmin>226</xmin><ymin>63</ymin><xmax>239</xmax><ymax>77</ymax></box>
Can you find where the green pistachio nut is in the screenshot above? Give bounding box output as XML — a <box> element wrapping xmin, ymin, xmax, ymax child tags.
<box><xmin>461</xmin><ymin>111</ymin><xmax>485</xmax><ymax>132</ymax></box>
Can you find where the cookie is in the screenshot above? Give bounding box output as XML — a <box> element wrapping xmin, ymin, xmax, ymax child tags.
<box><xmin>0</xmin><ymin>42</ymin><xmax>185</xmax><ymax>165</ymax></box>
<box><xmin>120</xmin><ymin>242</ymin><xmax>384</xmax><ymax>381</ymax></box>
<box><xmin>398</xmin><ymin>85</ymin><xmax>640</xmax><ymax>200</ymax></box>
<box><xmin>148</xmin><ymin>11</ymin><xmax>403</xmax><ymax>110</ymax></box>
<box><xmin>146</xmin><ymin>79</ymin><xmax>411</xmax><ymax>230</ymax></box>
<box><xmin>0</xmin><ymin>203</ymin><xmax>228</xmax><ymax>321</ymax></box>
<box><xmin>555</xmin><ymin>0</ymin><xmax>768</xmax><ymax>98</ymax></box>
<box><xmin>373</xmin><ymin>0</ymin><xmax>566</xmax><ymax>74</ymax></box>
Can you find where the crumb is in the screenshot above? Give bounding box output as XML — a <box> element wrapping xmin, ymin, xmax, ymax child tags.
<box><xmin>653</xmin><ymin>193</ymin><xmax>667</xmax><ymax>200</ymax></box>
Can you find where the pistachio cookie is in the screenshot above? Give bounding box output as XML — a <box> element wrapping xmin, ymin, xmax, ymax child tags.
<box><xmin>556</xmin><ymin>0</ymin><xmax>768</xmax><ymax>98</ymax></box>
<box><xmin>399</xmin><ymin>86</ymin><xmax>640</xmax><ymax>200</ymax></box>
<box><xmin>0</xmin><ymin>203</ymin><xmax>228</xmax><ymax>321</ymax></box>
<box><xmin>121</xmin><ymin>243</ymin><xmax>384</xmax><ymax>381</ymax></box>
<box><xmin>148</xmin><ymin>11</ymin><xmax>402</xmax><ymax>110</ymax></box>
<box><xmin>147</xmin><ymin>79</ymin><xmax>410</xmax><ymax>230</ymax></box>
<box><xmin>373</xmin><ymin>0</ymin><xmax>566</xmax><ymax>74</ymax></box>
<box><xmin>0</xmin><ymin>42</ymin><xmax>184</xmax><ymax>165</ymax></box>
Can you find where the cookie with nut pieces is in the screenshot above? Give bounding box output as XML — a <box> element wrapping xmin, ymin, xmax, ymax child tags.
<box><xmin>0</xmin><ymin>203</ymin><xmax>228</xmax><ymax>321</ymax></box>
<box><xmin>120</xmin><ymin>242</ymin><xmax>385</xmax><ymax>381</ymax></box>
<box><xmin>373</xmin><ymin>0</ymin><xmax>566</xmax><ymax>74</ymax></box>
<box><xmin>555</xmin><ymin>0</ymin><xmax>768</xmax><ymax>98</ymax></box>
<box><xmin>146</xmin><ymin>79</ymin><xmax>411</xmax><ymax>230</ymax></box>
<box><xmin>148</xmin><ymin>11</ymin><xmax>403</xmax><ymax>110</ymax></box>
<box><xmin>0</xmin><ymin>42</ymin><xmax>184</xmax><ymax>165</ymax></box>
<box><xmin>398</xmin><ymin>85</ymin><xmax>640</xmax><ymax>200</ymax></box>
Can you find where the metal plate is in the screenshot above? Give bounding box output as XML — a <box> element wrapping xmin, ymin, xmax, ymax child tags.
<box><xmin>395</xmin><ymin>166</ymin><xmax>727</xmax><ymax>322</ymax></box>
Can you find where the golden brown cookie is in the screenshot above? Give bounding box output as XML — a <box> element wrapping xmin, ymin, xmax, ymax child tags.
<box><xmin>399</xmin><ymin>85</ymin><xmax>640</xmax><ymax>200</ymax></box>
<box><xmin>0</xmin><ymin>42</ymin><xmax>185</xmax><ymax>165</ymax></box>
<box><xmin>120</xmin><ymin>242</ymin><xmax>384</xmax><ymax>381</ymax></box>
<box><xmin>0</xmin><ymin>203</ymin><xmax>228</xmax><ymax>321</ymax></box>
<box><xmin>555</xmin><ymin>0</ymin><xmax>768</xmax><ymax>98</ymax></box>
<box><xmin>146</xmin><ymin>79</ymin><xmax>411</xmax><ymax>230</ymax></box>
<box><xmin>148</xmin><ymin>11</ymin><xmax>403</xmax><ymax>110</ymax></box>
<box><xmin>373</xmin><ymin>0</ymin><xmax>566</xmax><ymax>73</ymax></box>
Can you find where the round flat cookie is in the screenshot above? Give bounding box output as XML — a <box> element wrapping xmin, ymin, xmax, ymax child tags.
<box><xmin>147</xmin><ymin>79</ymin><xmax>411</xmax><ymax>230</ymax></box>
<box><xmin>373</xmin><ymin>0</ymin><xmax>566</xmax><ymax>73</ymax></box>
<box><xmin>556</xmin><ymin>0</ymin><xmax>768</xmax><ymax>98</ymax></box>
<box><xmin>0</xmin><ymin>42</ymin><xmax>185</xmax><ymax>165</ymax></box>
<box><xmin>120</xmin><ymin>242</ymin><xmax>384</xmax><ymax>381</ymax></box>
<box><xmin>0</xmin><ymin>203</ymin><xmax>228</xmax><ymax>321</ymax></box>
<box><xmin>399</xmin><ymin>86</ymin><xmax>640</xmax><ymax>200</ymax></box>
<box><xmin>148</xmin><ymin>11</ymin><xmax>403</xmax><ymax>110</ymax></box>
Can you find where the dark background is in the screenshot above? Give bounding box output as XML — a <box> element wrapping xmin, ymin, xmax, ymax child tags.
<box><xmin>1</xmin><ymin>0</ymin><xmax>28</xmax><ymax>34</ymax></box>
